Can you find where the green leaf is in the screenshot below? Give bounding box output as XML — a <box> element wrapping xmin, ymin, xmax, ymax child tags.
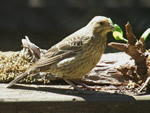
<box><xmin>114</xmin><ymin>24</ymin><xmax>123</xmax><ymax>35</ymax></box>
<box><xmin>112</xmin><ymin>24</ymin><xmax>128</xmax><ymax>42</ymax></box>
<box><xmin>141</xmin><ymin>28</ymin><xmax>150</xmax><ymax>41</ymax></box>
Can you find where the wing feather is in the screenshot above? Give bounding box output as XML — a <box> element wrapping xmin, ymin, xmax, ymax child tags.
<box><xmin>32</xmin><ymin>36</ymin><xmax>86</xmax><ymax>68</ymax></box>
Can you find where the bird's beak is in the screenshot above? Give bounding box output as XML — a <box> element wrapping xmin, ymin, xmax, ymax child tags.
<box><xmin>109</xmin><ymin>23</ymin><xmax>115</xmax><ymax>31</ymax></box>
<box><xmin>105</xmin><ymin>23</ymin><xmax>114</xmax><ymax>32</ymax></box>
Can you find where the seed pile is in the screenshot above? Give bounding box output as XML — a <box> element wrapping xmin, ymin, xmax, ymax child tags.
<box><xmin>0</xmin><ymin>48</ymin><xmax>34</xmax><ymax>83</ymax></box>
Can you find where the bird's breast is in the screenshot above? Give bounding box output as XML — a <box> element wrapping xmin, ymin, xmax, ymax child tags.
<box><xmin>59</xmin><ymin>36</ymin><xmax>106</xmax><ymax>79</ymax></box>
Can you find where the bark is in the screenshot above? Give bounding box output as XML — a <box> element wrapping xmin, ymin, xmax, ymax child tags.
<box><xmin>109</xmin><ymin>22</ymin><xmax>148</xmax><ymax>78</ymax></box>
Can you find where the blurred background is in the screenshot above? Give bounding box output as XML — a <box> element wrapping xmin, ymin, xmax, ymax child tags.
<box><xmin>0</xmin><ymin>0</ymin><xmax>150</xmax><ymax>52</ymax></box>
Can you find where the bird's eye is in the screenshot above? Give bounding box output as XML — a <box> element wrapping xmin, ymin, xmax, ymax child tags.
<box><xmin>99</xmin><ymin>22</ymin><xmax>105</xmax><ymax>26</ymax></box>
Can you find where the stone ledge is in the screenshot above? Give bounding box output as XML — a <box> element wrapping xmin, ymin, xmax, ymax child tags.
<box><xmin>0</xmin><ymin>84</ymin><xmax>150</xmax><ymax>113</ymax></box>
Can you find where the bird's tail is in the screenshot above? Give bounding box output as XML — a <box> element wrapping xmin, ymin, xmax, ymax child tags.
<box><xmin>6</xmin><ymin>71</ymin><xmax>29</xmax><ymax>88</ymax></box>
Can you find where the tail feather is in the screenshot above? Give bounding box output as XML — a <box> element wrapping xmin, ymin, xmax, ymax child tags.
<box><xmin>6</xmin><ymin>72</ymin><xmax>28</xmax><ymax>88</ymax></box>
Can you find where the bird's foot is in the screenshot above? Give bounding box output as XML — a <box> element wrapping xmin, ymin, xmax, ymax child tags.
<box><xmin>72</xmin><ymin>80</ymin><xmax>101</xmax><ymax>91</ymax></box>
<box><xmin>64</xmin><ymin>79</ymin><xmax>101</xmax><ymax>94</ymax></box>
<box><xmin>78</xmin><ymin>84</ymin><xmax>101</xmax><ymax>91</ymax></box>
<box><xmin>64</xmin><ymin>79</ymin><xmax>84</xmax><ymax>93</ymax></box>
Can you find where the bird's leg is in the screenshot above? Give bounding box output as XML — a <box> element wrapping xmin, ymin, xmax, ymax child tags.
<box><xmin>72</xmin><ymin>80</ymin><xmax>101</xmax><ymax>91</ymax></box>
<box><xmin>63</xmin><ymin>79</ymin><xmax>83</xmax><ymax>93</ymax></box>
<box><xmin>139</xmin><ymin>77</ymin><xmax>150</xmax><ymax>92</ymax></box>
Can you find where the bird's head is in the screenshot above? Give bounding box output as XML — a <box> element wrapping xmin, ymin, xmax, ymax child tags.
<box><xmin>88</xmin><ymin>16</ymin><xmax>114</xmax><ymax>35</ymax></box>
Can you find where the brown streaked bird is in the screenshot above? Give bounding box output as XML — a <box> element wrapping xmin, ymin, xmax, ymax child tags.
<box><xmin>7</xmin><ymin>16</ymin><xmax>114</xmax><ymax>92</ymax></box>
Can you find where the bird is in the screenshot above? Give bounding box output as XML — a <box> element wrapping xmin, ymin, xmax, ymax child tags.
<box><xmin>7</xmin><ymin>16</ymin><xmax>114</xmax><ymax>92</ymax></box>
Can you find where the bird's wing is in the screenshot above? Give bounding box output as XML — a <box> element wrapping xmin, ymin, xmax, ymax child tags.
<box><xmin>33</xmin><ymin>34</ymin><xmax>91</xmax><ymax>68</ymax></box>
<box><xmin>7</xmin><ymin>36</ymin><xmax>88</xmax><ymax>88</ymax></box>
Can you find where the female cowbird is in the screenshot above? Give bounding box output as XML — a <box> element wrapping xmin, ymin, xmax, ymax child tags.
<box><xmin>7</xmin><ymin>16</ymin><xmax>114</xmax><ymax>92</ymax></box>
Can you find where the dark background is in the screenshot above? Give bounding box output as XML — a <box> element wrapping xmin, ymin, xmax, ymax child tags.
<box><xmin>0</xmin><ymin>0</ymin><xmax>150</xmax><ymax>52</ymax></box>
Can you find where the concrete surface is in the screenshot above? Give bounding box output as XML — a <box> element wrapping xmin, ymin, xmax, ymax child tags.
<box><xmin>0</xmin><ymin>84</ymin><xmax>150</xmax><ymax>113</ymax></box>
